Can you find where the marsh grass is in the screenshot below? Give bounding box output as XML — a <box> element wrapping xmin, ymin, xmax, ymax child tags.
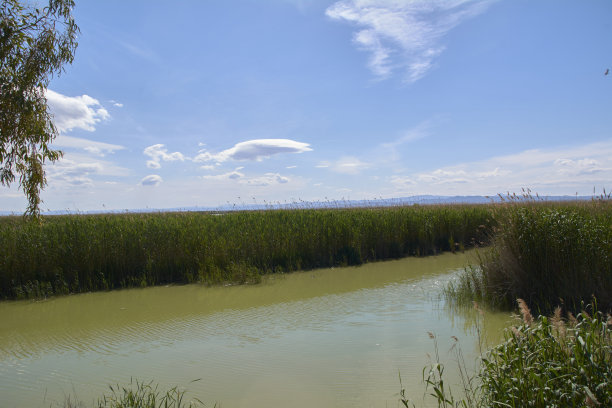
<box><xmin>0</xmin><ymin>204</ymin><xmax>492</xmax><ymax>299</ymax></box>
<box><xmin>60</xmin><ymin>379</ymin><xmax>208</xmax><ymax>408</ymax></box>
<box><xmin>402</xmin><ymin>300</ymin><xmax>612</xmax><ymax>407</ymax></box>
<box><xmin>446</xmin><ymin>195</ymin><xmax>612</xmax><ymax>313</ymax></box>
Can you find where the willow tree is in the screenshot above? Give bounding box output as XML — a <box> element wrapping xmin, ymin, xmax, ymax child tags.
<box><xmin>0</xmin><ymin>0</ymin><xmax>78</xmax><ymax>217</ymax></box>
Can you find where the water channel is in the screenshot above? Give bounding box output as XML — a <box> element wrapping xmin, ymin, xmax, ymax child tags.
<box><xmin>0</xmin><ymin>251</ymin><xmax>511</xmax><ymax>407</ymax></box>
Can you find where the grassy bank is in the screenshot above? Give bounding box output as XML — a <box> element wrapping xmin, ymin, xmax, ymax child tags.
<box><xmin>402</xmin><ymin>300</ymin><xmax>612</xmax><ymax>408</ymax></box>
<box><xmin>447</xmin><ymin>197</ymin><xmax>612</xmax><ymax>313</ymax></box>
<box><xmin>0</xmin><ymin>204</ymin><xmax>492</xmax><ymax>299</ymax></box>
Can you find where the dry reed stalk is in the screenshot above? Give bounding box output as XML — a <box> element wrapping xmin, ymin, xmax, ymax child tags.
<box><xmin>551</xmin><ymin>306</ymin><xmax>566</xmax><ymax>338</ymax></box>
<box><xmin>517</xmin><ymin>298</ymin><xmax>533</xmax><ymax>325</ymax></box>
<box><xmin>568</xmin><ymin>312</ymin><xmax>578</xmax><ymax>326</ymax></box>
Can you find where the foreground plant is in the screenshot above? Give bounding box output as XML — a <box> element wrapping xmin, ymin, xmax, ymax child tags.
<box><xmin>481</xmin><ymin>300</ymin><xmax>611</xmax><ymax>407</ymax></box>
<box><xmin>1</xmin><ymin>0</ymin><xmax>79</xmax><ymax>217</ymax></box>
<box><xmin>402</xmin><ymin>300</ymin><xmax>612</xmax><ymax>407</ymax></box>
<box><xmin>62</xmin><ymin>379</ymin><xmax>208</xmax><ymax>408</ymax></box>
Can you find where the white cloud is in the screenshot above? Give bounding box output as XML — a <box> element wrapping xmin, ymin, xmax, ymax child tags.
<box><xmin>54</xmin><ymin>135</ymin><xmax>124</xmax><ymax>157</ymax></box>
<box><xmin>141</xmin><ymin>174</ymin><xmax>163</xmax><ymax>186</ymax></box>
<box><xmin>46</xmin><ymin>153</ymin><xmax>126</xmax><ymax>188</ymax></box>
<box><xmin>146</xmin><ymin>160</ymin><xmax>161</xmax><ymax>169</ymax></box>
<box><xmin>390</xmin><ymin>139</ymin><xmax>612</xmax><ymax>195</ymax></box>
<box><xmin>109</xmin><ymin>100</ymin><xmax>124</xmax><ymax>108</ymax></box>
<box><xmin>143</xmin><ymin>144</ymin><xmax>185</xmax><ymax>169</ymax></box>
<box><xmin>46</xmin><ymin>89</ymin><xmax>110</xmax><ymax>132</ymax></box>
<box><xmin>326</xmin><ymin>0</ymin><xmax>493</xmax><ymax>82</ymax></box>
<box><xmin>201</xmin><ymin>169</ymin><xmax>245</xmax><ymax>181</ymax></box>
<box><xmin>244</xmin><ymin>173</ymin><xmax>290</xmax><ymax>186</ymax></box>
<box><xmin>201</xmin><ymin>169</ymin><xmax>291</xmax><ymax>186</ymax></box>
<box><xmin>390</xmin><ymin>175</ymin><xmax>416</xmax><ymax>186</ymax></box>
<box><xmin>194</xmin><ymin>139</ymin><xmax>312</xmax><ymax>163</ymax></box>
<box><xmin>334</xmin><ymin>157</ymin><xmax>369</xmax><ymax>174</ymax></box>
<box><xmin>553</xmin><ymin>158</ymin><xmax>608</xmax><ymax>176</ymax></box>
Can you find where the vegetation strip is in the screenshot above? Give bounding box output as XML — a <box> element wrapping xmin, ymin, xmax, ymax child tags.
<box><xmin>0</xmin><ymin>205</ymin><xmax>491</xmax><ymax>299</ymax></box>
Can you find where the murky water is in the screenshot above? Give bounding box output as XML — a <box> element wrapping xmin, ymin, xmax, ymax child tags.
<box><xmin>0</xmin><ymin>251</ymin><xmax>511</xmax><ymax>407</ymax></box>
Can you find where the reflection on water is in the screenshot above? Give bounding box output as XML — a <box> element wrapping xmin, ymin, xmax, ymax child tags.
<box><xmin>0</xmin><ymin>251</ymin><xmax>511</xmax><ymax>407</ymax></box>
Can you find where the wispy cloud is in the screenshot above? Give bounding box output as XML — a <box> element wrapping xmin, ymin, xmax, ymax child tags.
<box><xmin>47</xmin><ymin>152</ymin><xmax>128</xmax><ymax>188</ymax></box>
<box><xmin>46</xmin><ymin>89</ymin><xmax>110</xmax><ymax>132</ymax></box>
<box><xmin>143</xmin><ymin>144</ymin><xmax>186</xmax><ymax>169</ymax></box>
<box><xmin>317</xmin><ymin>156</ymin><xmax>370</xmax><ymax>175</ymax></box>
<box><xmin>381</xmin><ymin>122</ymin><xmax>431</xmax><ymax>149</ymax></box>
<box><xmin>194</xmin><ymin>139</ymin><xmax>312</xmax><ymax>163</ymax></box>
<box><xmin>326</xmin><ymin>0</ymin><xmax>493</xmax><ymax>82</ymax></box>
<box><xmin>118</xmin><ymin>40</ymin><xmax>160</xmax><ymax>63</ymax></box>
<box><xmin>54</xmin><ymin>135</ymin><xmax>124</xmax><ymax>157</ymax></box>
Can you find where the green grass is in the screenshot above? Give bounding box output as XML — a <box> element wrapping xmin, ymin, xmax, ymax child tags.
<box><xmin>0</xmin><ymin>204</ymin><xmax>492</xmax><ymax>299</ymax></box>
<box><xmin>401</xmin><ymin>300</ymin><xmax>612</xmax><ymax>408</ymax></box>
<box><xmin>446</xmin><ymin>197</ymin><xmax>612</xmax><ymax>313</ymax></box>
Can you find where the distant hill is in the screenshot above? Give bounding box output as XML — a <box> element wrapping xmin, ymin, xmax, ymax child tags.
<box><xmin>0</xmin><ymin>194</ymin><xmax>593</xmax><ymax>216</ymax></box>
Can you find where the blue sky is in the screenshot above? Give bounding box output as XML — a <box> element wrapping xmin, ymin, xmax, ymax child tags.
<box><xmin>2</xmin><ymin>0</ymin><xmax>612</xmax><ymax>212</ymax></box>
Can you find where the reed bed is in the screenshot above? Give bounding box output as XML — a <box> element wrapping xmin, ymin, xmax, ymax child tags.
<box><xmin>446</xmin><ymin>196</ymin><xmax>612</xmax><ymax>313</ymax></box>
<box><xmin>0</xmin><ymin>204</ymin><xmax>492</xmax><ymax>299</ymax></box>
<box><xmin>402</xmin><ymin>300</ymin><xmax>612</xmax><ymax>408</ymax></box>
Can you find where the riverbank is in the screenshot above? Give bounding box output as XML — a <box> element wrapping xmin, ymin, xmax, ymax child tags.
<box><xmin>430</xmin><ymin>197</ymin><xmax>612</xmax><ymax>408</ymax></box>
<box><xmin>446</xmin><ymin>196</ymin><xmax>612</xmax><ymax>313</ymax></box>
<box><xmin>0</xmin><ymin>204</ymin><xmax>492</xmax><ymax>300</ymax></box>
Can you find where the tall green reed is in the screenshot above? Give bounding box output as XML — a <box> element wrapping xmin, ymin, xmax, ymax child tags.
<box><xmin>0</xmin><ymin>204</ymin><xmax>492</xmax><ymax>299</ymax></box>
<box><xmin>446</xmin><ymin>197</ymin><xmax>612</xmax><ymax>312</ymax></box>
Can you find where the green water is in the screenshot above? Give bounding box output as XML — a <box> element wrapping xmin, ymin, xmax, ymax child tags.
<box><xmin>0</xmin><ymin>251</ymin><xmax>511</xmax><ymax>407</ymax></box>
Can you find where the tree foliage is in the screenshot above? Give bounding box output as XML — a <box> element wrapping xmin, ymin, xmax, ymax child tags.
<box><xmin>0</xmin><ymin>0</ymin><xmax>78</xmax><ymax>217</ymax></box>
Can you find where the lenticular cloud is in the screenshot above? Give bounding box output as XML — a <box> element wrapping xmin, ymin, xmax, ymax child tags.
<box><xmin>141</xmin><ymin>174</ymin><xmax>163</xmax><ymax>186</ymax></box>
<box><xmin>194</xmin><ymin>139</ymin><xmax>312</xmax><ymax>163</ymax></box>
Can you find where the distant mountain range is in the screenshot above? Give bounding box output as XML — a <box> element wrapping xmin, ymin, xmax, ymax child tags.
<box><xmin>0</xmin><ymin>194</ymin><xmax>594</xmax><ymax>216</ymax></box>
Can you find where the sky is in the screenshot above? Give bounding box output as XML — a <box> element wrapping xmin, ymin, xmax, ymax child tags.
<box><xmin>2</xmin><ymin>0</ymin><xmax>612</xmax><ymax>212</ymax></box>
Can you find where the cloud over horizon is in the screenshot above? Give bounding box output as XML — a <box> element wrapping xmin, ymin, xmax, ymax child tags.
<box><xmin>326</xmin><ymin>0</ymin><xmax>493</xmax><ymax>82</ymax></box>
<box><xmin>201</xmin><ymin>168</ymin><xmax>291</xmax><ymax>186</ymax></box>
<box><xmin>46</xmin><ymin>152</ymin><xmax>128</xmax><ymax>189</ymax></box>
<box><xmin>389</xmin><ymin>140</ymin><xmax>612</xmax><ymax>195</ymax></box>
